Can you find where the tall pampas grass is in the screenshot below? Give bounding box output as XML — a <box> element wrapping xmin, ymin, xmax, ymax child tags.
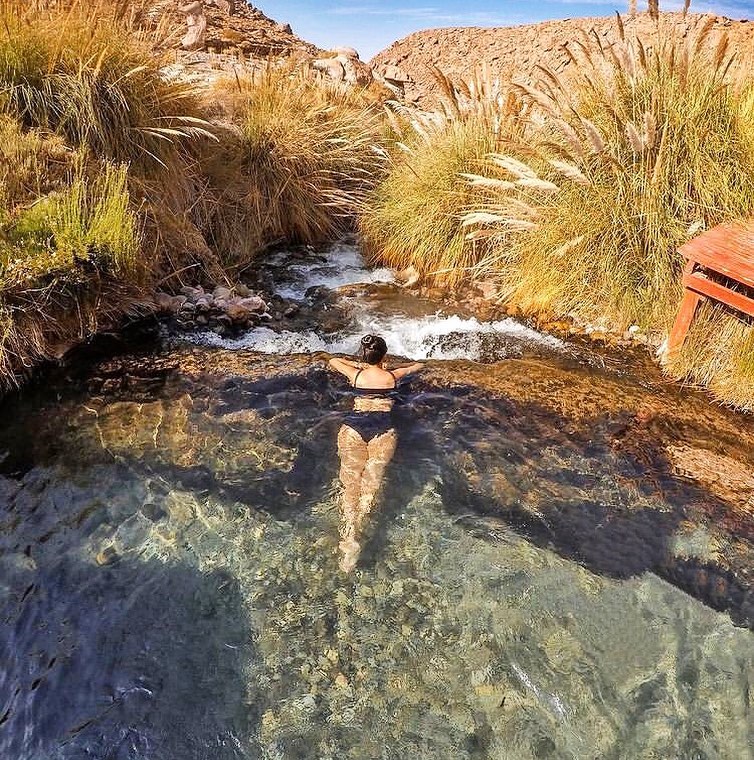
<box><xmin>360</xmin><ymin>67</ymin><xmax>528</xmax><ymax>284</ymax></box>
<box><xmin>465</xmin><ymin>17</ymin><xmax>754</xmax><ymax>334</ymax></box>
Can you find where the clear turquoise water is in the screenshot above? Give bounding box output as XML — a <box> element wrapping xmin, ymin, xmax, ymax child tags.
<box><xmin>1</xmin><ymin>244</ymin><xmax>753</xmax><ymax>759</ymax></box>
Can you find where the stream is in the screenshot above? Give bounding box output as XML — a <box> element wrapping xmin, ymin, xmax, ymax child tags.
<box><xmin>1</xmin><ymin>241</ymin><xmax>754</xmax><ymax>759</ymax></box>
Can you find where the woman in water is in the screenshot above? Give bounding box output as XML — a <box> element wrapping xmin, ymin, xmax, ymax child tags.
<box><xmin>328</xmin><ymin>335</ymin><xmax>424</xmax><ymax>572</ymax></box>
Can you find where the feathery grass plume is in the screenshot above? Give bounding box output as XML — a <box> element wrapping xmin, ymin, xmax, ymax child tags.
<box><xmin>360</xmin><ymin>68</ymin><xmax>527</xmax><ymax>285</ymax></box>
<box><xmin>615</xmin><ymin>11</ymin><xmax>625</xmax><ymax>42</ymax></box>
<box><xmin>360</xmin><ymin>117</ymin><xmax>500</xmax><ymax>284</ymax></box>
<box><xmin>625</xmin><ymin>121</ymin><xmax>644</xmax><ymax>152</ymax></box>
<box><xmin>0</xmin><ymin>0</ymin><xmax>212</xmax><ymax>171</ymax></box>
<box><xmin>202</xmin><ymin>66</ymin><xmax>388</xmax><ymax>268</ymax></box>
<box><xmin>466</xmin><ymin>17</ymin><xmax>754</xmax><ymax>337</ymax></box>
<box><xmin>648</xmin><ymin>0</ymin><xmax>659</xmax><ymax>21</ymax></box>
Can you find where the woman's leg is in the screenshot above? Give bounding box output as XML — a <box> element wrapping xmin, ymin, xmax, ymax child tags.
<box><xmin>337</xmin><ymin>425</ymin><xmax>368</xmax><ymax>520</ymax></box>
<box><xmin>337</xmin><ymin>425</ymin><xmax>368</xmax><ymax>571</ymax></box>
<box><xmin>356</xmin><ymin>429</ymin><xmax>398</xmax><ymax>527</ymax></box>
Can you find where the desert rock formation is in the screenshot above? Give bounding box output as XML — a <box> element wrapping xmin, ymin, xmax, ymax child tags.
<box><xmin>371</xmin><ymin>12</ymin><xmax>754</xmax><ymax>106</ymax></box>
<box><xmin>144</xmin><ymin>1</ymin><xmax>318</xmax><ymax>59</ymax></box>
<box><xmin>312</xmin><ymin>47</ymin><xmax>374</xmax><ymax>87</ymax></box>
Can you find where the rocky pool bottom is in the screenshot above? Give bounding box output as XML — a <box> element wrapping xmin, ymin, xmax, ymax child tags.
<box><xmin>1</xmin><ymin>339</ymin><xmax>753</xmax><ymax>759</ymax></box>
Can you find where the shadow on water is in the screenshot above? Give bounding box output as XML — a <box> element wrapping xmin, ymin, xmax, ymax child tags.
<box><xmin>421</xmin><ymin>380</ymin><xmax>754</xmax><ymax>630</ymax></box>
<box><xmin>0</xmin><ymin>537</ymin><xmax>259</xmax><ymax>759</ymax></box>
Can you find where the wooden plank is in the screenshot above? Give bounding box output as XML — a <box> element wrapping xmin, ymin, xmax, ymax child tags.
<box><xmin>679</xmin><ymin>221</ymin><xmax>754</xmax><ymax>288</ymax></box>
<box><xmin>667</xmin><ymin>287</ymin><xmax>704</xmax><ymax>353</ymax></box>
<box><xmin>683</xmin><ymin>251</ymin><xmax>754</xmax><ymax>289</ymax></box>
<box><xmin>683</xmin><ymin>271</ymin><xmax>754</xmax><ymax>318</ymax></box>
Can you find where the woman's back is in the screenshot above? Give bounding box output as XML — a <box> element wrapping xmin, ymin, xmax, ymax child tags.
<box><xmin>352</xmin><ymin>365</ymin><xmax>396</xmax><ymax>390</ymax></box>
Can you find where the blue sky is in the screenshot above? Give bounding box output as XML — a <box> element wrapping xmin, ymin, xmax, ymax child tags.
<box><xmin>255</xmin><ymin>0</ymin><xmax>754</xmax><ymax>60</ymax></box>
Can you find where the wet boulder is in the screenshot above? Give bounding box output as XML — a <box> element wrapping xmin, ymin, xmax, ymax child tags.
<box><xmin>153</xmin><ymin>283</ymin><xmax>269</xmax><ymax>335</ymax></box>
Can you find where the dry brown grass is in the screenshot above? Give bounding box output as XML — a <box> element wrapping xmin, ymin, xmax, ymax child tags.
<box><xmin>664</xmin><ymin>303</ymin><xmax>754</xmax><ymax>412</ymax></box>
<box><xmin>201</xmin><ymin>67</ymin><xmax>389</xmax><ymax>269</ymax></box>
<box><xmin>0</xmin><ymin>0</ymin><xmax>218</xmax><ymax>383</ymax></box>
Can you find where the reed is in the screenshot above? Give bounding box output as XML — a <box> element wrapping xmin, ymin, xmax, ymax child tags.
<box><xmin>360</xmin><ymin>68</ymin><xmax>526</xmax><ymax>284</ymax></box>
<box><xmin>466</xmin><ymin>18</ymin><xmax>754</xmax><ymax>332</ymax></box>
<box><xmin>202</xmin><ymin>67</ymin><xmax>388</xmax><ymax>268</ymax></box>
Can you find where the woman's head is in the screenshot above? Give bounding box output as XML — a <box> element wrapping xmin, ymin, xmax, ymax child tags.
<box><xmin>360</xmin><ymin>334</ymin><xmax>388</xmax><ymax>365</ymax></box>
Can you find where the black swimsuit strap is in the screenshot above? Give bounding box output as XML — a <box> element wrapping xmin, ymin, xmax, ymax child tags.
<box><xmin>352</xmin><ymin>367</ymin><xmax>397</xmax><ymax>390</ymax></box>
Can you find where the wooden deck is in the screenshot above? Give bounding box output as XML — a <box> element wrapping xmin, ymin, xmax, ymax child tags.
<box><xmin>667</xmin><ymin>221</ymin><xmax>754</xmax><ymax>353</ymax></box>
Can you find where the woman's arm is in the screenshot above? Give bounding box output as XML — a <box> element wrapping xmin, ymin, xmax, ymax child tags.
<box><xmin>328</xmin><ymin>356</ymin><xmax>361</xmax><ymax>383</ymax></box>
<box><xmin>391</xmin><ymin>362</ymin><xmax>425</xmax><ymax>380</ymax></box>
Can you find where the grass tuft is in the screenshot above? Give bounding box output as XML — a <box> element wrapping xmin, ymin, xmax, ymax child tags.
<box><xmin>360</xmin><ymin>118</ymin><xmax>499</xmax><ymax>283</ymax></box>
<box><xmin>0</xmin><ymin>0</ymin><xmax>211</xmax><ymax>171</ymax></box>
<box><xmin>202</xmin><ymin>67</ymin><xmax>388</xmax><ymax>268</ymax></box>
<box><xmin>665</xmin><ymin>303</ymin><xmax>754</xmax><ymax>412</ymax></box>
<box><xmin>361</xmin><ymin>68</ymin><xmax>526</xmax><ymax>284</ymax></box>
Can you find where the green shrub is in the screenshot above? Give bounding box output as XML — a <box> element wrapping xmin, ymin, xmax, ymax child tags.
<box><xmin>1</xmin><ymin>160</ymin><xmax>141</xmax><ymax>288</ymax></box>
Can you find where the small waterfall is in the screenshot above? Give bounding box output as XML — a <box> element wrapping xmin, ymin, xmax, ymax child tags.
<box><xmin>184</xmin><ymin>242</ymin><xmax>566</xmax><ymax>361</ymax></box>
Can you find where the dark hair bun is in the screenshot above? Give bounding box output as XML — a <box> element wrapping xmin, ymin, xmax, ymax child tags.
<box><xmin>360</xmin><ymin>334</ymin><xmax>388</xmax><ymax>364</ymax></box>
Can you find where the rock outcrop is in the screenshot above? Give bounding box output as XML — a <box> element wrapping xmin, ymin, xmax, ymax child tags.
<box><xmin>370</xmin><ymin>12</ymin><xmax>754</xmax><ymax>106</ymax></box>
<box><xmin>154</xmin><ymin>283</ymin><xmax>270</xmax><ymax>336</ymax></box>
<box><xmin>144</xmin><ymin>0</ymin><xmax>319</xmax><ymax>59</ymax></box>
<box><xmin>312</xmin><ymin>47</ymin><xmax>373</xmax><ymax>87</ymax></box>
<box><xmin>177</xmin><ymin>1</ymin><xmax>207</xmax><ymax>51</ymax></box>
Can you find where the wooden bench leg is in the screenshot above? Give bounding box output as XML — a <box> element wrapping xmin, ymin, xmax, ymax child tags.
<box><xmin>667</xmin><ymin>288</ymin><xmax>703</xmax><ymax>354</ymax></box>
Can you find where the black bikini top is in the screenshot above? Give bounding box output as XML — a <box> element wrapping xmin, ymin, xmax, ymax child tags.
<box><xmin>351</xmin><ymin>368</ymin><xmax>398</xmax><ymax>398</ymax></box>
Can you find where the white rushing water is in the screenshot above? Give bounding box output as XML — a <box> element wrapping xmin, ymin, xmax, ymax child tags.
<box><xmin>270</xmin><ymin>241</ymin><xmax>395</xmax><ymax>300</ymax></box>
<box><xmin>191</xmin><ymin>314</ymin><xmax>564</xmax><ymax>361</ymax></box>
<box><xmin>186</xmin><ymin>242</ymin><xmax>566</xmax><ymax>361</ymax></box>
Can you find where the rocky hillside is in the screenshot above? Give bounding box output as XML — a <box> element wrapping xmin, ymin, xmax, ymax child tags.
<box><xmin>371</xmin><ymin>12</ymin><xmax>754</xmax><ymax>106</ymax></box>
<box><xmin>145</xmin><ymin>1</ymin><xmax>319</xmax><ymax>58</ymax></box>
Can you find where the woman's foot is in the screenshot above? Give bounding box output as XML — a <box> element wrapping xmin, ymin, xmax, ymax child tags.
<box><xmin>339</xmin><ymin>537</ymin><xmax>360</xmax><ymax>573</ymax></box>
